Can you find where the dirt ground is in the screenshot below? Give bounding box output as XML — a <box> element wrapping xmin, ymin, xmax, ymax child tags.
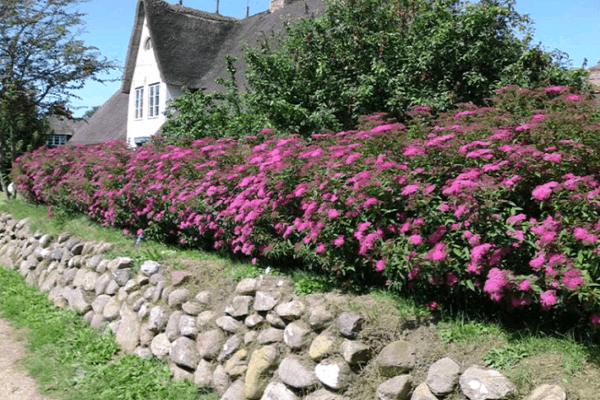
<box><xmin>0</xmin><ymin>318</ymin><xmax>54</xmax><ymax>400</ymax></box>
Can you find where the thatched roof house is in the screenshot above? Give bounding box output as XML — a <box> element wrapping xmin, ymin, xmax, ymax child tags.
<box><xmin>68</xmin><ymin>0</ymin><xmax>324</xmax><ymax>146</ymax></box>
<box><xmin>46</xmin><ymin>115</ymin><xmax>87</xmax><ymax>147</ymax></box>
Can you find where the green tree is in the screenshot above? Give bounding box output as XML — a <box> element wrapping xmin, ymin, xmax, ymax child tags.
<box><xmin>1</xmin><ymin>0</ymin><xmax>117</xmax><ymax>197</ymax></box>
<box><xmin>82</xmin><ymin>105</ymin><xmax>100</xmax><ymax>119</ymax></box>
<box><xmin>244</xmin><ymin>0</ymin><xmax>589</xmax><ymax>134</ymax></box>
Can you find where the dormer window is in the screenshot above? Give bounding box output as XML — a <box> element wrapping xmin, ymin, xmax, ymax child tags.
<box><xmin>144</xmin><ymin>37</ymin><xmax>152</xmax><ymax>51</ymax></box>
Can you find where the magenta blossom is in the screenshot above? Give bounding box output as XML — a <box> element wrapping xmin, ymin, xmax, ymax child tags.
<box><xmin>532</xmin><ymin>181</ymin><xmax>558</xmax><ymax>201</ymax></box>
<box><xmin>540</xmin><ymin>290</ymin><xmax>557</xmax><ymax>310</ymax></box>
<box><xmin>375</xmin><ymin>259</ymin><xmax>386</xmax><ymax>271</ymax></box>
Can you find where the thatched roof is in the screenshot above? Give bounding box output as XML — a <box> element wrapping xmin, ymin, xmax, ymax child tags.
<box><xmin>47</xmin><ymin>115</ymin><xmax>87</xmax><ymax>137</ymax></box>
<box><xmin>122</xmin><ymin>0</ymin><xmax>325</xmax><ymax>94</ymax></box>
<box><xmin>68</xmin><ymin>91</ymin><xmax>128</xmax><ymax>145</ymax></box>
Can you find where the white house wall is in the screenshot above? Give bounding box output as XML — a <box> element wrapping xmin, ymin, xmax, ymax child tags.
<box><xmin>126</xmin><ymin>17</ymin><xmax>182</xmax><ymax>146</ymax></box>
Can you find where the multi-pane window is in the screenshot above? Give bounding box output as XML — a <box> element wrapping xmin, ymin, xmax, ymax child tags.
<box><xmin>45</xmin><ymin>135</ymin><xmax>67</xmax><ymax>147</ymax></box>
<box><xmin>135</xmin><ymin>86</ymin><xmax>144</xmax><ymax>119</ymax></box>
<box><xmin>149</xmin><ymin>83</ymin><xmax>160</xmax><ymax>118</ymax></box>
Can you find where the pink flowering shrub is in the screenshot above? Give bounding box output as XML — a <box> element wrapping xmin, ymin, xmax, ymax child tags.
<box><xmin>12</xmin><ymin>86</ymin><xmax>600</xmax><ymax>324</ymax></box>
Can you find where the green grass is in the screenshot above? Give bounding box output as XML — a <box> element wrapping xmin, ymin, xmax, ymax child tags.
<box><xmin>0</xmin><ymin>266</ymin><xmax>217</xmax><ymax>399</ymax></box>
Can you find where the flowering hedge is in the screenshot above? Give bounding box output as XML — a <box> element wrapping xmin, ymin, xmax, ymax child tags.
<box><xmin>12</xmin><ymin>86</ymin><xmax>600</xmax><ymax>324</ymax></box>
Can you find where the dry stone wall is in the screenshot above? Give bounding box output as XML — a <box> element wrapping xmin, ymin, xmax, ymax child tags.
<box><xmin>0</xmin><ymin>213</ymin><xmax>567</xmax><ymax>400</ymax></box>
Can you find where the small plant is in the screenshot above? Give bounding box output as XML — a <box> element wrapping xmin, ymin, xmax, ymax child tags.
<box><xmin>484</xmin><ymin>343</ymin><xmax>530</xmax><ymax>370</ymax></box>
<box><xmin>295</xmin><ymin>277</ymin><xmax>328</xmax><ymax>295</ymax></box>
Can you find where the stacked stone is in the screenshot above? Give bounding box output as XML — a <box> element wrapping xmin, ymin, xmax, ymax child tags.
<box><xmin>0</xmin><ymin>214</ymin><xmax>568</xmax><ymax>400</ymax></box>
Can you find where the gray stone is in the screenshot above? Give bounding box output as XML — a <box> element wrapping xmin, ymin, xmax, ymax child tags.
<box><xmin>309</xmin><ymin>305</ymin><xmax>334</xmax><ymax>330</ymax></box>
<box><xmin>235</xmin><ymin>278</ymin><xmax>258</xmax><ymax>295</ymax></box>
<box><xmin>245</xmin><ymin>313</ymin><xmax>264</xmax><ymax>328</ymax></box>
<box><xmin>39</xmin><ymin>234</ymin><xmax>52</xmax><ymax>248</ymax></box>
<box><xmin>221</xmin><ymin>378</ymin><xmax>246</xmax><ymax>400</ymax></box>
<box><xmin>523</xmin><ymin>384</ymin><xmax>567</xmax><ymax>400</ymax></box>
<box><xmin>194</xmin><ymin>359</ymin><xmax>215</xmax><ymax>387</ymax></box>
<box><xmin>140</xmin><ymin>260</ymin><xmax>160</xmax><ymax>276</ymax></box>
<box><xmin>105</xmin><ymin>279</ymin><xmax>119</xmax><ymax>295</ymax></box>
<box><xmin>91</xmin><ymin>294</ymin><xmax>111</xmax><ymax>314</ymax></box>
<box><xmin>197</xmin><ymin>310</ymin><xmax>215</xmax><ymax>328</ymax></box>
<box><xmin>376</xmin><ymin>341</ymin><xmax>416</xmax><ymax>377</ymax></box>
<box><xmin>178</xmin><ymin>314</ymin><xmax>198</xmax><ymax>338</ymax></box>
<box><xmin>170</xmin><ymin>336</ymin><xmax>200</xmax><ymax>370</ymax></box>
<box><xmin>152</xmin><ymin>280</ymin><xmax>164</xmax><ymax>303</ymax></box>
<box><xmin>213</xmin><ymin>365</ymin><xmax>231</xmax><ymax>396</ymax></box>
<box><xmin>39</xmin><ymin>270</ymin><xmax>59</xmax><ymax>292</ymax></box>
<box><xmin>244</xmin><ymin>330</ymin><xmax>258</xmax><ymax>345</ymax></box>
<box><xmin>254</xmin><ymin>291</ymin><xmax>280</xmax><ymax>311</ymax></box>
<box><xmin>168</xmin><ymin>288</ymin><xmax>190</xmax><ymax>307</ymax></box>
<box><xmin>283</xmin><ymin>321</ymin><xmax>311</xmax><ymax>349</ymax></box>
<box><xmin>376</xmin><ymin>375</ymin><xmax>413</xmax><ymax>400</ymax></box>
<box><xmin>115</xmin><ymin>305</ymin><xmax>141</xmax><ymax>353</ymax></box>
<box><xmin>94</xmin><ymin>272</ymin><xmax>111</xmax><ymax>295</ymax></box>
<box><xmin>139</xmin><ymin>325</ymin><xmax>155</xmax><ymax>347</ymax></box>
<box><xmin>459</xmin><ymin>366</ymin><xmax>517</xmax><ymax>400</ymax></box>
<box><xmin>341</xmin><ymin>339</ymin><xmax>370</xmax><ymax>364</ymax></box>
<box><xmin>123</xmin><ymin>278</ymin><xmax>139</xmax><ymax>293</ymax></box>
<box><xmin>278</xmin><ymin>355</ymin><xmax>318</xmax><ymax>389</ymax></box>
<box><xmin>426</xmin><ymin>357</ymin><xmax>460</xmax><ymax>396</ymax></box>
<box><xmin>411</xmin><ymin>382</ymin><xmax>437</xmax><ymax>400</ymax></box>
<box><xmin>216</xmin><ymin>316</ymin><xmax>243</xmax><ymax>333</ymax></box>
<box><xmin>71</xmin><ymin>242</ymin><xmax>84</xmax><ymax>255</ymax></box>
<box><xmin>170</xmin><ymin>363</ymin><xmax>194</xmax><ymax>381</ymax></box>
<box><xmin>90</xmin><ymin>313</ymin><xmax>107</xmax><ymax>329</ymax></box>
<box><xmin>112</xmin><ymin>268</ymin><xmax>130</xmax><ymax>286</ymax></box>
<box><xmin>166</xmin><ymin>311</ymin><xmax>183</xmax><ymax>341</ymax></box>
<box><xmin>195</xmin><ymin>290</ymin><xmax>211</xmax><ymax>304</ymax></box>
<box><xmin>150</xmin><ymin>333</ymin><xmax>171</xmax><ymax>359</ymax></box>
<box><xmin>108</xmin><ymin>257</ymin><xmax>132</xmax><ymax>270</ymax></box>
<box><xmin>83</xmin><ymin>310</ymin><xmax>94</xmax><ymax>323</ymax></box>
<box><xmin>197</xmin><ymin>329</ymin><xmax>225</xmax><ymax>361</ymax></box>
<box><xmin>149</xmin><ymin>273</ymin><xmax>165</xmax><ymax>285</ymax></box>
<box><xmin>83</xmin><ymin>271</ymin><xmax>99</xmax><ymax>291</ymax></box>
<box><xmin>257</xmin><ymin>328</ymin><xmax>284</xmax><ymax>345</ymax></box>
<box><xmin>260</xmin><ymin>382</ymin><xmax>299</xmax><ymax>400</ymax></box>
<box><xmin>275</xmin><ymin>299</ymin><xmax>305</xmax><ymax>320</ymax></box>
<box><xmin>315</xmin><ymin>358</ymin><xmax>352</xmax><ymax>390</ymax></box>
<box><xmin>96</xmin><ymin>259</ymin><xmax>110</xmax><ymax>274</ymax></box>
<box><xmin>134</xmin><ymin>346</ymin><xmax>152</xmax><ymax>358</ymax></box>
<box><xmin>181</xmin><ymin>300</ymin><xmax>203</xmax><ymax>316</ymax></box>
<box><xmin>143</xmin><ymin>286</ymin><xmax>155</xmax><ymax>300</ymax></box>
<box><xmin>103</xmin><ymin>296</ymin><xmax>121</xmax><ymax>320</ymax></box>
<box><xmin>117</xmin><ymin>286</ymin><xmax>128</xmax><ymax>302</ymax></box>
<box><xmin>132</xmin><ymin>297</ymin><xmax>145</xmax><ymax>312</ymax></box>
<box><xmin>266</xmin><ymin>312</ymin><xmax>286</xmax><ymax>328</ymax></box>
<box><xmin>304</xmin><ymin>389</ymin><xmax>348</xmax><ymax>400</ymax></box>
<box><xmin>53</xmin><ymin>296</ymin><xmax>68</xmax><ymax>309</ymax></box>
<box><xmin>337</xmin><ymin>311</ymin><xmax>364</xmax><ymax>338</ymax></box>
<box><xmin>218</xmin><ymin>334</ymin><xmax>241</xmax><ymax>362</ymax></box>
<box><xmin>86</xmin><ymin>254</ymin><xmax>104</xmax><ymax>270</ymax></box>
<box><xmin>146</xmin><ymin>306</ymin><xmax>169</xmax><ymax>332</ymax></box>
<box><xmin>225</xmin><ymin>295</ymin><xmax>253</xmax><ymax>318</ymax></box>
<box><xmin>72</xmin><ymin>268</ymin><xmax>88</xmax><ymax>287</ymax></box>
<box><xmin>60</xmin><ymin>287</ymin><xmax>91</xmax><ymax>313</ymax></box>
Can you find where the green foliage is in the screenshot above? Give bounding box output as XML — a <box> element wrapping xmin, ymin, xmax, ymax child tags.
<box><xmin>484</xmin><ymin>343</ymin><xmax>530</xmax><ymax>369</ymax></box>
<box><xmin>245</xmin><ymin>0</ymin><xmax>589</xmax><ymax>134</ymax></box>
<box><xmin>161</xmin><ymin>56</ymin><xmax>271</xmax><ymax>141</ymax></box>
<box><xmin>295</xmin><ymin>277</ymin><xmax>328</xmax><ymax>295</ymax></box>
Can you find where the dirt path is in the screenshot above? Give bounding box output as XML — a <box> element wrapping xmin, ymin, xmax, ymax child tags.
<box><xmin>0</xmin><ymin>318</ymin><xmax>54</xmax><ymax>400</ymax></box>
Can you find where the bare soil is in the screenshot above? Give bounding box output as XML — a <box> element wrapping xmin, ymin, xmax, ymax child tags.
<box><xmin>0</xmin><ymin>318</ymin><xmax>55</xmax><ymax>400</ymax></box>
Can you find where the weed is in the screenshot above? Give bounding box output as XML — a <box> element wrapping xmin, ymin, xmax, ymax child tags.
<box><xmin>484</xmin><ymin>343</ymin><xmax>530</xmax><ymax>370</ymax></box>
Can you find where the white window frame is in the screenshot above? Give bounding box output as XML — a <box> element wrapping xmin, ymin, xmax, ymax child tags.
<box><xmin>46</xmin><ymin>134</ymin><xmax>67</xmax><ymax>147</ymax></box>
<box><xmin>149</xmin><ymin>83</ymin><xmax>160</xmax><ymax>118</ymax></box>
<box><xmin>135</xmin><ymin>86</ymin><xmax>144</xmax><ymax>120</ymax></box>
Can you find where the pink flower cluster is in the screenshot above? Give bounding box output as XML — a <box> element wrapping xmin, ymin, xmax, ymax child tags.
<box><xmin>12</xmin><ymin>85</ymin><xmax>600</xmax><ymax>324</ymax></box>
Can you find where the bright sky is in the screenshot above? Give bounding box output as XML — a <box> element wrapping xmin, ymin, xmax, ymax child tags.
<box><xmin>69</xmin><ymin>0</ymin><xmax>600</xmax><ymax>117</ymax></box>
